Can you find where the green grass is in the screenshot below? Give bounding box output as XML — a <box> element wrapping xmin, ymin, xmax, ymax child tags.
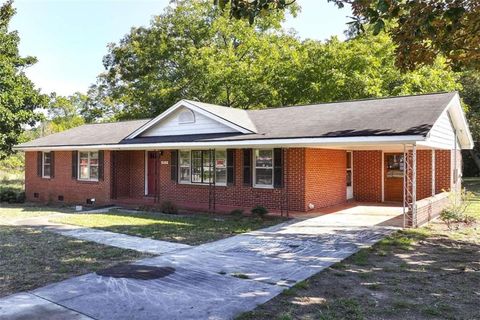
<box><xmin>51</xmin><ymin>210</ymin><xmax>286</xmax><ymax>245</ymax></box>
<box><xmin>0</xmin><ymin>225</ymin><xmax>146</xmax><ymax>297</ymax></box>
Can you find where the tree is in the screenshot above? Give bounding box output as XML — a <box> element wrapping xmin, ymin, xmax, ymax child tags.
<box><xmin>39</xmin><ymin>93</ymin><xmax>86</xmax><ymax>136</ymax></box>
<box><xmin>217</xmin><ymin>0</ymin><xmax>480</xmax><ymax>71</ymax></box>
<box><xmin>97</xmin><ymin>0</ymin><xmax>302</xmax><ymax>119</ymax></box>
<box><xmin>0</xmin><ymin>1</ymin><xmax>47</xmax><ymax>159</ymax></box>
<box><xmin>459</xmin><ymin>71</ymin><xmax>480</xmax><ymax>176</ymax></box>
<box><xmin>96</xmin><ymin>0</ymin><xmax>459</xmax><ymax>120</ymax></box>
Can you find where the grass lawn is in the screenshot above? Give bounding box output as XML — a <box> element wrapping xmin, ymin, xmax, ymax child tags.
<box><xmin>0</xmin><ymin>206</ymin><xmax>147</xmax><ymax>297</ymax></box>
<box><xmin>0</xmin><ymin>203</ymin><xmax>72</xmax><ymax>224</ymax></box>
<box><xmin>238</xmin><ymin>178</ymin><xmax>480</xmax><ymax>320</ymax></box>
<box><xmin>51</xmin><ymin>210</ymin><xmax>286</xmax><ymax>245</ymax></box>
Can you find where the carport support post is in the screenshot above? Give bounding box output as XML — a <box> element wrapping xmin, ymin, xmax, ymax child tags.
<box><xmin>403</xmin><ymin>144</ymin><xmax>417</xmax><ymax>228</ymax></box>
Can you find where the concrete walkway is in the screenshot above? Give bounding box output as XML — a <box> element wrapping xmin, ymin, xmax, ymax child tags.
<box><xmin>0</xmin><ymin>206</ymin><xmax>402</xmax><ymax>320</ymax></box>
<box><xmin>9</xmin><ymin>214</ymin><xmax>191</xmax><ymax>255</ymax></box>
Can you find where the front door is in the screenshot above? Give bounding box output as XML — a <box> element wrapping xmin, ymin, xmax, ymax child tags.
<box><xmin>147</xmin><ymin>151</ymin><xmax>158</xmax><ymax>196</ymax></box>
<box><xmin>346</xmin><ymin>151</ymin><xmax>353</xmax><ymax>200</ymax></box>
<box><xmin>384</xmin><ymin>153</ymin><xmax>404</xmax><ymax>202</ymax></box>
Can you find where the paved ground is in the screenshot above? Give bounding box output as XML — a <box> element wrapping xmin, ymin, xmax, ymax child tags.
<box><xmin>0</xmin><ymin>204</ymin><xmax>402</xmax><ymax>320</ymax></box>
<box><xmin>8</xmin><ymin>214</ymin><xmax>191</xmax><ymax>255</ymax></box>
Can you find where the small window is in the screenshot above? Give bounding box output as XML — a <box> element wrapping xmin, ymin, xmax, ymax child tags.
<box><xmin>254</xmin><ymin>149</ymin><xmax>274</xmax><ymax>187</ymax></box>
<box><xmin>78</xmin><ymin>151</ymin><xmax>99</xmax><ymax>181</ymax></box>
<box><xmin>178</xmin><ymin>109</ymin><xmax>195</xmax><ymax>124</ymax></box>
<box><xmin>386</xmin><ymin>155</ymin><xmax>404</xmax><ymax>178</ymax></box>
<box><xmin>179</xmin><ymin>150</ymin><xmax>191</xmax><ymax>183</ymax></box>
<box><xmin>42</xmin><ymin>152</ymin><xmax>51</xmax><ymax>178</ymax></box>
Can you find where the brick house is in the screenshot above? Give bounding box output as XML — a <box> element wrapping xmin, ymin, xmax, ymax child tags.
<box><xmin>15</xmin><ymin>92</ymin><xmax>473</xmax><ymax>226</ymax></box>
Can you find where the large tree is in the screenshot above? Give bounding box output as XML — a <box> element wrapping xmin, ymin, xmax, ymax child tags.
<box><xmin>217</xmin><ymin>0</ymin><xmax>480</xmax><ymax>71</ymax></box>
<box><xmin>0</xmin><ymin>1</ymin><xmax>46</xmax><ymax>158</ymax></box>
<box><xmin>93</xmin><ymin>0</ymin><xmax>458</xmax><ymax>121</ymax></box>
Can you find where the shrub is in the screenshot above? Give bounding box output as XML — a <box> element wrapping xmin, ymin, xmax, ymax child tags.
<box><xmin>251</xmin><ymin>205</ymin><xmax>268</xmax><ymax>217</ymax></box>
<box><xmin>440</xmin><ymin>188</ymin><xmax>476</xmax><ymax>229</ymax></box>
<box><xmin>16</xmin><ymin>192</ymin><xmax>26</xmax><ymax>203</ymax></box>
<box><xmin>160</xmin><ymin>200</ymin><xmax>178</xmax><ymax>214</ymax></box>
<box><xmin>230</xmin><ymin>209</ymin><xmax>244</xmax><ymax>217</ymax></box>
<box><xmin>0</xmin><ymin>189</ymin><xmax>18</xmax><ymax>203</ymax></box>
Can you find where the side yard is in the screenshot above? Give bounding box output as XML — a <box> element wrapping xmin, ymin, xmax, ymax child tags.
<box><xmin>238</xmin><ymin>178</ymin><xmax>480</xmax><ymax>320</ymax></box>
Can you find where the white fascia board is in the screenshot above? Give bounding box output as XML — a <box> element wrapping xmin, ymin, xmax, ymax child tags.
<box><xmin>125</xmin><ymin>100</ymin><xmax>253</xmax><ymax>139</ymax></box>
<box><xmin>14</xmin><ymin>135</ymin><xmax>425</xmax><ymax>151</ymax></box>
<box><xmin>429</xmin><ymin>92</ymin><xmax>474</xmax><ymax>150</ymax></box>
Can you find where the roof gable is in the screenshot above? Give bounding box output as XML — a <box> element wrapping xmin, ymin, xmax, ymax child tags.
<box><xmin>127</xmin><ymin>100</ymin><xmax>257</xmax><ymax>139</ymax></box>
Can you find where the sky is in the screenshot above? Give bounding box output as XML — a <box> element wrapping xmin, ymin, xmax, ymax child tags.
<box><xmin>10</xmin><ymin>0</ymin><xmax>351</xmax><ymax>96</ymax></box>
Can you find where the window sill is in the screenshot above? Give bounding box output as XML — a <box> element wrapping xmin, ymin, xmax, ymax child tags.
<box><xmin>253</xmin><ymin>184</ymin><xmax>274</xmax><ymax>189</ymax></box>
<box><xmin>41</xmin><ymin>176</ymin><xmax>51</xmax><ymax>180</ymax></box>
<box><xmin>77</xmin><ymin>179</ymin><xmax>100</xmax><ymax>184</ymax></box>
<box><xmin>178</xmin><ymin>182</ymin><xmax>227</xmax><ymax>187</ymax></box>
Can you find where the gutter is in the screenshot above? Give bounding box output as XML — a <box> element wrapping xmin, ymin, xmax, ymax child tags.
<box><xmin>13</xmin><ymin>135</ymin><xmax>426</xmax><ymax>151</ymax></box>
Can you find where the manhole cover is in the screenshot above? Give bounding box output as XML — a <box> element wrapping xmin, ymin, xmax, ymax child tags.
<box><xmin>96</xmin><ymin>265</ymin><xmax>175</xmax><ymax>280</ymax></box>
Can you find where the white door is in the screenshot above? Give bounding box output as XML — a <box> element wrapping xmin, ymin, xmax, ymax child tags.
<box><xmin>346</xmin><ymin>151</ymin><xmax>353</xmax><ymax>200</ymax></box>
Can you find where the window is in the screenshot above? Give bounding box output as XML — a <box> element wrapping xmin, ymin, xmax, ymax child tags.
<box><xmin>346</xmin><ymin>151</ymin><xmax>352</xmax><ymax>187</ymax></box>
<box><xmin>254</xmin><ymin>149</ymin><xmax>274</xmax><ymax>187</ymax></box>
<box><xmin>179</xmin><ymin>150</ymin><xmax>227</xmax><ymax>185</ymax></box>
<box><xmin>215</xmin><ymin>150</ymin><xmax>227</xmax><ymax>185</ymax></box>
<box><xmin>178</xmin><ymin>109</ymin><xmax>195</xmax><ymax>124</ymax></box>
<box><xmin>386</xmin><ymin>154</ymin><xmax>404</xmax><ymax>178</ymax></box>
<box><xmin>42</xmin><ymin>152</ymin><xmax>51</xmax><ymax>178</ymax></box>
<box><xmin>179</xmin><ymin>150</ymin><xmax>191</xmax><ymax>183</ymax></box>
<box><xmin>79</xmin><ymin>151</ymin><xmax>99</xmax><ymax>181</ymax></box>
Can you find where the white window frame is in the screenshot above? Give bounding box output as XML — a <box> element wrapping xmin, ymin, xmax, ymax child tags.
<box><xmin>42</xmin><ymin>151</ymin><xmax>51</xmax><ymax>178</ymax></box>
<box><xmin>179</xmin><ymin>150</ymin><xmax>192</xmax><ymax>183</ymax></box>
<box><xmin>78</xmin><ymin>151</ymin><xmax>99</xmax><ymax>182</ymax></box>
<box><xmin>178</xmin><ymin>149</ymin><xmax>227</xmax><ymax>186</ymax></box>
<box><xmin>253</xmin><ymin>148</ymin><xmax>274</xmax><ymax>189</ymax></box>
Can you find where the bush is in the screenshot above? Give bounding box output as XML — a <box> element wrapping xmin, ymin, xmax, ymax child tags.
<box><xmin>440</xmin><ymin>189</ymin><xmax>476</xmax><ymax>229</ymax></box>
<box><xmin>160</xmin><ymin>201</ymin><xmax>178</xmax><ymax>214</ymax></box>
<box><xmin>0</xmin><ymin>188</ymin><xmax>24</xmax><ymax>203</ymax></box>
<box><xmin>230</xmin><ymin>209</ymin><xmax>244</xmax><ymax>217</ymax></box>
<box><xmin>251</xmin><ymin>205</ymin><xmax>268</xmax><ymax>217</ymax></box>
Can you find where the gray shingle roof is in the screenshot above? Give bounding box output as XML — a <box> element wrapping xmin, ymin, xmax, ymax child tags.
<box><xmin>18</xmin><ymin>119</ymin><xmax>151</xmax><ymax>148</ymax></box>
<box><xmin>17</xmin><ymin>92</ymin><xmax>456</xmax><ymax>148</ymax></box>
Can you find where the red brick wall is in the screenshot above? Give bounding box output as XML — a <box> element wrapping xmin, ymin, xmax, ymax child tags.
<box><xmin>409</xmin><ymin>192</ymin><xmax>450</xmax><ymax>227</ymax></box>
<box><xmin>304</xmin><ymin>149</ymin><xmax>346</xmax><ymax>210</ymax></box>
<box><xmin>156</xmin><ymin>148</ymin><xmax>306</xmax><ymax>213</ymax></box>
<box><xmin>435</xmin><ymin>150</ymin><xmax>451</xmax><ymax>193</ymax></box>
<box><xmin>353</xmin><ymin>151</ymin><xmax>382</xmax><ymax>202</ymax></box>
<box><xmin>112</xmin><ymin>151</ymin><xmax>145</xmax><ymax>198</ymax></box>
<box><xmin>417</xmin><ymin>150</ymin><xmax>433</xmax><ymax>200</ymax></box>
<box><xmin>25</xmin><ymin>151</ymin><xmax>111</xmax><ymax>205</ymax></box>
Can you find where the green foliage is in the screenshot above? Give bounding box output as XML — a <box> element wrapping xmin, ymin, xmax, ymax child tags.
<box><xmin>230</xmin><ymin>209</ymin><xmax>244</xmax><ymax>217</ymax></box>
<box><xmin>0</xmin><ymin>188</ymin><xmax>25</xmax><ymax>203</ymax></box>
<box><xmin>92</xmin><ymin>1</ymin><xmax>459</xmax><ymax>120</ymax></box>
<box><xmin>218</xmin><ymin>0</ymin><xmax>480</xmax><ymax>71</ymax></box>
<box><xmin>160</xmin><ymin>200</ymin><xmax>178</xmax><ymax>214</ymax></box>
<box><xmin>251</xmin><ymin>205</ymin><xmax>268</xmax><ymax>217</ymax></box>
<box><xmin>0</xmin><ymin>1</ymin><xmax>47</xmax><ymax>159</ymax></box>
<box><xmin>440</xmin><ymin>189</ymin><xmax>477</xmax><ymax>229</ymax></box>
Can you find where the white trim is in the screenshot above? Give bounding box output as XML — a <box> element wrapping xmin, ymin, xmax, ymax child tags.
<box><xmin>126</xmin><ymin>100</ymin><xmax>254</xmax><ymax>139</ymax></box>
<box><xmin>41</xmin><ymin>151</ymin><xmax>51</xmax><ymax>179</ymax></box>
<box><xmin>346</xmin><ymin>151</ymin><xmax>353</xmax><ymax>200</ymax></box>
<box><xmin>253</xmin><ymin>148</ymin><xmax>274</xmax><ymax>189</ymax></box>
<box><xmin>425</xmin><ymin>92</ymin><xmax>474</xmax><ymax>150</ymax></box>
<box><xmin>15</xmin><ymin>135</ymin><xmax>427</xmax><ymax>152</ymax></box>
<box><xmin>381</xmin><ymin>151</ymin><xmax>385</xmax><ymax>202</ymax></box>
<box><xmin>144</xmin><ymin>151</ymin><xmax>148</xmax><ymax>196</ymax></box>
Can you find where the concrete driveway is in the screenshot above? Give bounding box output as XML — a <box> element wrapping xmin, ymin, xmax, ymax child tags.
<box><xmin>0</xmin><ymin>204</ymin><xmax>402</xmax><ymax>320</ymax></box>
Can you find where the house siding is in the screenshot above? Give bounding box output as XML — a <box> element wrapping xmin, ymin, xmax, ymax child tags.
<box><xmin>25</xmin><ymin>151</ymin><xmax>112</xmax><ymax>205</ymax></box>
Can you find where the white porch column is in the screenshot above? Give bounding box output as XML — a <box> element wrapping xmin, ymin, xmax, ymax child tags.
<box><xmin>431</xmin><ymin>149</ymin><xmax>436</xmax><ymax>196</ymax></box>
